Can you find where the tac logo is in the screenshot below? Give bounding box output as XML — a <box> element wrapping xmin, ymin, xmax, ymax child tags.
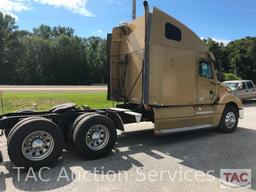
<box><xmin>220</xmin><ymin>169</ymin><xmax>251</xmax><ymax>189</ymax></box>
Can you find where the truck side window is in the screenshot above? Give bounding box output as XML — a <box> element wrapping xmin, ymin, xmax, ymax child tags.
<box><xmin>165</xmin><ymin>23</ymin><xmax>182</xmax><ymax>41</ymax></box>
<box><xmin>199</xmin><ymin>61</ymin><xmax>213</xmax><ymax>79</ymax></box>
<box><xmin>246</xmin><ymin>82</ymin><xmax>254</xmax><ymax>89</ymax></box>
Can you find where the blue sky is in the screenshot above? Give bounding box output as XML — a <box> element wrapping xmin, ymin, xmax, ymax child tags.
<box><xmin>1</xmin><ymin>0</ymin><xmax>256</xmax><ymax>43</ymax></box>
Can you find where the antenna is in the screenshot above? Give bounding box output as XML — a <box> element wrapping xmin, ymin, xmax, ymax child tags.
<box><xmin>132</xmin><ymin>0</ymin><xmax>136</xmax><ymax>20</ymax></box>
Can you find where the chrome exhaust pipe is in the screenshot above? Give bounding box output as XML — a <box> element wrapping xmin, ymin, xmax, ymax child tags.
<box><xmin>132</xmin><ymin>0</ymin><xmax>136</xmax><ymax>20</ymax></box>
<box><xmin>143</xmin><ymin>1</ymin><xmax>149</xmax><ymax>25</ymax></box>
<box><xmin>142</xmin><ymin>1</ymin><xmax>150</xmax><ymax>104</ymax></box>
<box><xmin>143</xmin><ymin>1</ymin><xmax>149</xmax><ymax>54</ymax></box>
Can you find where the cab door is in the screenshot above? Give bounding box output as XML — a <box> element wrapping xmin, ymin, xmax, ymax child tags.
<box><xmin>197</xmin><ymin>60</ymin><xmax>216</xmax><ymax>105</ymax></box>
<box><xmin>246</xmin><ymin>81</ymin><xmax>256</xmax><ymax>99</ymax></box>
<box><xmin>236</xmin><ymin>82</ymin><xmax>249</xmax><ymax>100</ymax></box>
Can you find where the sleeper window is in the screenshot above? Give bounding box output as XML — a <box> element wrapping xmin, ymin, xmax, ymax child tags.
<box><xmin>165</xmin><ymin>23</ymin><xmax>182</xmax><ymax>41</ymax></box>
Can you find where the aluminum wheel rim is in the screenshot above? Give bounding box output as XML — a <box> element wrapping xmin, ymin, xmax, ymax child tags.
<box><xmin>225</xmin><ymin>112</ymin><xmax>237</xmax><ymax>129</ymax></box>
<box><xmin>22</xmin><ymin>131</ymin><xmax>54</xmax><ymax>161</ymax></box>
<box><xmin>86</xmin><ymin>125</ymin><xmax>110</xmax><ymax>151</ymax></box>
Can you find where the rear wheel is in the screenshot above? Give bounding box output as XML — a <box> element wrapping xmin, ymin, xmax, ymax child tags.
<box><xmin>73</xmin><ymin>114</ymin><xmax>117</xmax><ymax>159</ymax></box>
<box><xmin>5</xmin><ymin>108</ymin><xmax>35</xmax><ymax>138</ymax></box>
<box><xmin>219</xmin><ymin>106</ymin><xmax>239</xmax><ymax>133</ymax></box>
<box><xmin>7</xmin><ymin>118</ymin><xmax>64</xmax><ymax>169</ymax></box>
<box><xmin>5</xmin><ymin>116</ymin><xmax>43</xmax><ymax>138</ymax></box>
<box><xmin>69</xmin><ymin>112</ymin><xmax>96</xmax><ymax>143</ymax></box>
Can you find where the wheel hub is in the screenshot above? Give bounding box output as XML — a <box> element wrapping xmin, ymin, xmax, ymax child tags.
<box><xmin>225</xmin><ymin>112</ymin><xmax>237</xmax><ymax>129</ymax></box>
<box><xmin>86</xmin><ymin>125</ymin><xmax>110</xmax><ymax>151</ymax></box>
<box><xmin>92</xmin><ymin>132</ymin><xmax>101</xmax><ymax>140</ymax></box>
<box><xmin>31</xmin><ymin>139</ymin><xmax>44</xmax><ymax>148</ymax></box>
<box><xmin>22</xmin><ymin>131</ymin><xmax>54</xmax><ymax>161</ymax></box>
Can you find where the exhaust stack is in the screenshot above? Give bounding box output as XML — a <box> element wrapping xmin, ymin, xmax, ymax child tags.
<box><xmin>132</xmin><ymin>0</ymin><xmax>136</xmax><ymax>20</ymax></box>
<box><xmin>142</xmin><ymin>1</ymin><xmax>150</xmax><ymax>104</ymax></box>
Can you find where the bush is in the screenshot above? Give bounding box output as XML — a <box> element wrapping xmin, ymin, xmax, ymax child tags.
<box><xmin>223</xmin><ymin>73</ymin><xmax>241</xmax><ymax>81</ymax></box>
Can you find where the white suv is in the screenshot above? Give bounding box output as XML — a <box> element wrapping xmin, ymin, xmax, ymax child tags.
<box><xmin>224</xmin><ymin>80</ymin><xmax>256</xmax><ymax>100</ymax></box>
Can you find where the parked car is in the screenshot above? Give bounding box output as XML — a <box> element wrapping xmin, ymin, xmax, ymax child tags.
<box><xmin>224</xmin><ymin>80</ymin><xmax>256</xmax><ymax>100</ymax></box>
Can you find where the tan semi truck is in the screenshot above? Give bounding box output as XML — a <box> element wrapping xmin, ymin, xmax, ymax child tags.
<box><xmin>0</xmin><ymin>1</ymin><xmax>243</xmax><ymax>168</ymax></box>
<box><xmin>108</xmin><ymin>1</ymin><xmax>244</xmax><ymax>134</ymax></box>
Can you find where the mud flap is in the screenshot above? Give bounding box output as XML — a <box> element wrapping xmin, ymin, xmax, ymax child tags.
<box><xmin>107</xmin><ymin>33</ymin><xmax>112</xmax><ymax>100</ymax></box>
<box><xmin>0</xmin><ymin>150</ymin><xmax>3</xmax><ymax>162</ymax></box>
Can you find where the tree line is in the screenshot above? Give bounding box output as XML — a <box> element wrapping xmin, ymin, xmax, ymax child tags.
<box><xmin>0</xmin><ymin>12</ymin><xmax>255</xmax><ymax>85</ymax></box>
<box><xmin>203</xmin><ymin>37</ymin><xmax>256</xmax><ymax>82</ymax></box>
<box><xmin>0</xmin><ymin>13</ymin><xmax>107</xmax><ymax>85</ymax></box>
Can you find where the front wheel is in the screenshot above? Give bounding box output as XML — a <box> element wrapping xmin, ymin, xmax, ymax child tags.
<box><xmin>219</xmin><ymin>106</ymin><xmax>239</xmax><ymax>133</ymax></box>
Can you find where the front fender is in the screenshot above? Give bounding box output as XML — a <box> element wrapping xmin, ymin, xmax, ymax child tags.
<box><xmin>212</xmin><ymin>93</ymin><xmax>244</xmax><ymax>124</ymax></box>
<box><xmin>218</xmin><ymin>93</ymin><xmax>243</xmax><ymax>109</ymax></box>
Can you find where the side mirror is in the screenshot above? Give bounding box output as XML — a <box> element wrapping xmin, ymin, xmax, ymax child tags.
<box><xmin>215</xmin><ymin>60</ymin><xmax>224</xmax><ymax>82</ymax></box>
<box><xmin>237</xmin><ymin>85</ymin><xmax>243</xmax><ymax>90</ymax></box>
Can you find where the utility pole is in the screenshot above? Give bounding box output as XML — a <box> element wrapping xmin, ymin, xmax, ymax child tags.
<box><xmin>132</xmin><ymin>0</ymin><xmax>136</xmax><ymax>20</ymax></box>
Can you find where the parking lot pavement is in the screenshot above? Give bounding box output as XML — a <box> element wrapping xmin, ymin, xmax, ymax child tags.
<box><xmin>0</xmin><ymin>101</ymin><xmax>256</xmax><ymax>192</ymax></box>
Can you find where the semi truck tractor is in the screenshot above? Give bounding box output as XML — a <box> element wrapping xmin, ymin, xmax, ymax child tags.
<box><xmin>0</xmin><ymin>1</ymin><xmax>243</xmax><ymax>169</ymax></box>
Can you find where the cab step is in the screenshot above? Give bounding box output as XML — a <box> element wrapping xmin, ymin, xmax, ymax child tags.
<box><xmin>158</xmin><ymin>124</ymin><xmax>214</xmax><ymax>135</ymax></box>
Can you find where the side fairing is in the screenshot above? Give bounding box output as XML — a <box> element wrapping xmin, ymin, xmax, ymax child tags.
<box><xmin>109</xmin><ymin>16</ymin><xmax>145</xmax><ymax>103</ymax></box>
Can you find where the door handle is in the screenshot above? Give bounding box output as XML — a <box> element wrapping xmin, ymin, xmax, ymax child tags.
<box><xmin>210</xmin><ymin>90</ymin><xmax>214</xmax><ymax>100</ymax></box>
<box><xmin>246</xmin><ymin>90</ymin><xmax>249</xmax><ymax>92</ymax></box>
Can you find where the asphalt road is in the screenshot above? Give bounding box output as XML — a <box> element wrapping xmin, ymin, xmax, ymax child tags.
<box><xmin>0</xmin><ymin>101</ymin><xmax>256</xmax><ymax>192</ymax></box>
<box><xmin>0</xmin><ymin>85</ymin><xmax>107</xmax><ymax>93</ymax></box>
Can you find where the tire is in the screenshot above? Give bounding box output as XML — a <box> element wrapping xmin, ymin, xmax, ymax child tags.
<box><xmin>219</xmin><ymin>106</ymin><xmax>239</xmax><ymax>133</ymax></box>
<box><xmin>69</xmin><ymin>113</ymin><xmax>96</xmax><ymax>143</ymax></box>
<box><xmin>7</xmin><ymin>118</ymin><xmax>64</xmax><ymax>169</ymax></box>
<box><xmin>5</xmin><ymin>116</ymin><xmax>44</xmax><ymax>138</ymax></box>
<box><xmin>73</xmin><ymin>114</ymin><xmax>117</xmax><ymax>160</ymax></box>
<box><xmin>15</xmin><ymin>109</ymin><xmax>35</xmax><ymax>113</ymax></box>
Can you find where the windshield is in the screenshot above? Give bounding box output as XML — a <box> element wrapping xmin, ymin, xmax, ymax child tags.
<box><xmin>223</xmin><ymin>82</ymin><xmax>239</xmax><ymax>91</ymax></box>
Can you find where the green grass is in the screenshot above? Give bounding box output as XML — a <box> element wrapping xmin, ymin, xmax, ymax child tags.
<box><xmin>0</xmin><ymin>92</ymin><xmax>112</xmax><ymax>114</ymax></box>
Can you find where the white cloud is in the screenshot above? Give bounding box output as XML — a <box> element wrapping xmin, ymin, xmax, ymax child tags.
<box><xmin>0</xmin><ymin>0</ymin><xmax>30</xmax><ymax>21</ymax></box>
<box><xmin>33</xmin><ymin>0</ymin><xmax>95</xmax><ymax>17</ymax></box>
<box><xmin>211</xmin><ymin>38</ymin><xmax>231</xmax><ymax>45</ymax></box>
<box><xmin>97</xmin><ymin>29</ymin><xmax>102</xmax><ymax>33</ymax></box>
<box><xmin>0</xmin><ymin>0</ymin><xmax>95</xmax><ymax>20</ymax></box>
<box><xmin>201</xmin><ymin>37</ymin><xmax>231</xmax><ymax>45</ymax></box>
<box><xmin>0</xmin><ymin>0</ymin><xmax>29</xmax><ymax>12</ymax></box>
<box><xmin>2</xmin><ymin>12</ymin><xmax>19</xmax><ymax>21</ymax></box>
<box><xmin>92</xmin><ymin>29</ymin><xmax>103</xmax><ymax>36</ymax></box>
